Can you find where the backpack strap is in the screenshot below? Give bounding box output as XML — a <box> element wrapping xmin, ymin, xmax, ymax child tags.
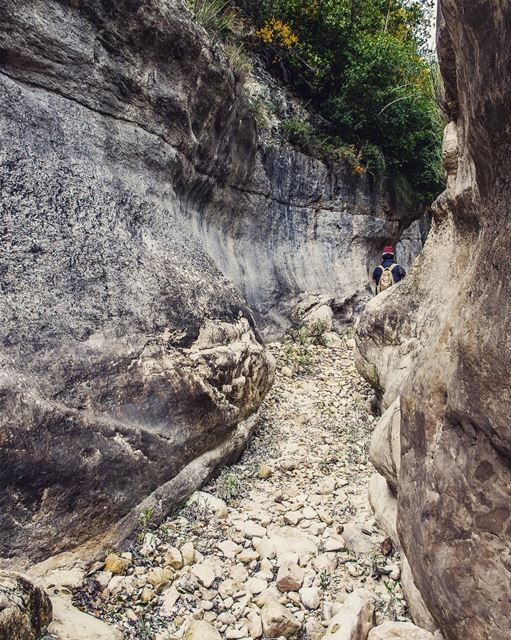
<box><xmin>389</xmin><ymin>263</ymin><xmax>398</xmax><ymax>271</ymax></box>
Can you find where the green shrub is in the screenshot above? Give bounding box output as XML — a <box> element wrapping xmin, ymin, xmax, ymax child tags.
<box><xmin>134</xmin><ymin>616</ymin><xmax>154</xmax><ymax>639</ymax></box>
<box><xmin>139</xmin><ymin>507</ymin><xmax>154</xmax><ymax>531</ymax></box>
<box><xmin>188</xmin><ymin>0</ymin><xmax>235</xmax><ymax>39</ymax></box>
<box><xmin>225</xmin><ymin>44</ymin><xmax>253</xmax><ymax>81</ymax></box>
<box><xmin>338</xmin><ymin>144</ymin><xmax>360</xmax><ymax>170</ymax></box>
<box><xmin>136</xmin><ymin>507</ymin><xmax>155</xmax><ymax>541</ymax></box>
<box><xmin>213</xmin><ymin>471</ymin><xmax>246</xmax><ymax>501</ymax></box>
<box><xmin>281</xmin><ymin>120</ymin><xmax>385</xmax><ymax>177</ymax></box>
<box><xmin>307</xmin><ymin>319</ymin><xmax>329</xmax><ymax>346</ymax></box>
<box><xmin>283</xmin><ymin>341</ymin><xmax>315</xmax><ymax>370</ymax></box>
<box><xmin>319</xmin><ymin>570</ymin><xmax>332</xmax><ymax>588</ymax></box>
<box><xmin>248</xmin><ymin>95</ymin><xmax>272</xmax><ymax>128</ymax></box>
<box><xmin>239</xmin><ymin>0</ymin><xmax>444</xmax><ymax>203</ymax></box>
<box><xmin>389</xmin><ymin>169</ymin><xmax>415</xmax><ymax>209</ymax></box>
<box><xmin>283</xmin><ymin>310</ymin><xmax>330</xmax><ymax>370</ymax></box>
<box><xmin>281</xmin><ymin>118</ymin><xmax>340</xmax><ymax>163</ymax></box>
<box><xmin>362</xmin><ymin>143</ymin><xmax>386</xmax><ymax>175</ymax></box>
<box><xmin>281</xmin><ymin>117</ymin><xmax>314</xmax><ymax>146</ymax></box>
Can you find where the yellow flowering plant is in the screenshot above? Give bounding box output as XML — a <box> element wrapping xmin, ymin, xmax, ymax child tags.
<box><xmin>241</xmin><ymin>0</ymin><xmax>443</xmax><ymax>202</ymax></box>
<box><xmin>257</xmin><ymin>17</ymin><xmax>299</xmax><ymax>48</ymax></box>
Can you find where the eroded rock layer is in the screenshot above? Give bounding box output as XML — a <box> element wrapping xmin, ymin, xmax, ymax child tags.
<box><xmin>356</xmin><ymin>1</ymin><xmax>511</xmax><ymax>639</ymax></box>
<box><xmin>0</xmin><ymin>571</ymin><xmax>52</xmax><ymax>640</ymax></box>
<box><xmin>0</xmin><ymin>0</ymin><xmax>274</xmax><ymax>566</ymax></box>
<box><xmin>192</xmin><ymin>141</ymin><xmax>426</xmax><ymax>332</ymax></box>
<box><xmin>0</xmin><ymin>0</ymin><xmax>423</xmax><ymax>567</ymax></box>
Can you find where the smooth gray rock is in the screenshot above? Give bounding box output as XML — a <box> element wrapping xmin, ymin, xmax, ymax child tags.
<box><xmin>367</xmin><ymin>473</ymin><xmax>398</xmax><ymax>547</ymax></box>
<box><xmin>0</xmin><ymin>0</ymin><xmax>273</xmax><ymax>566</ymax></box>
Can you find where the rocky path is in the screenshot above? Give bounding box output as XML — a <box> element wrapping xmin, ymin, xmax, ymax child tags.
<box><xmin>73</xmin><ymin>334</ymin><xmax>411</xmax><ymax>639</ymax></box>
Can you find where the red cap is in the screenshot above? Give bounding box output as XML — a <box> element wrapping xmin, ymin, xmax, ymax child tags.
<box><xmin>383</xmin><ymin>245</ymin><xmax>395</xmax><ymax>255</ymax></box>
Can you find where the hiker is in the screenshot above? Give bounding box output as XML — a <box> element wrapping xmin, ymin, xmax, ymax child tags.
<box><xmin>372</xmin><ymin>245</ymin><xmax>406</xmax><ymax>294</ymax></box>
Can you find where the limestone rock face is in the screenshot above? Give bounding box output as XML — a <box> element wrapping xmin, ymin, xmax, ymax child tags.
<box><xmin>0</xmin><ymin>0</ymin><xmax>423</xmax><ymax>569</ymax></box>
<box><xmin>0</xmin><ymin>0</ymin><xmax>274</xmax><ymax>566</ymax></box>
<box><xmin>0</xmin><ymin>571</ymin><xmax>52</xmax><ymax>640</ymax></box>
<box><xmin>195</xmin><ymin>142</ymin><xmax>425</xmax><ymax>334</ymax></box>
<box><xmin>356</xmin><ymin>1</ymin><xmax>511</xmax><ymax>639</ymax></box>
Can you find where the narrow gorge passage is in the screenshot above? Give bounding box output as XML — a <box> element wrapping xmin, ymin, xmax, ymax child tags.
<box><xmin>2</xmin><ymin>2</ymin><xmax>510</xmax><ymax>639</ymax></box>
<box><xmin>72</xmin><ymin>335</ymin><xmax>408</xmax><ymax>640</ymax></box>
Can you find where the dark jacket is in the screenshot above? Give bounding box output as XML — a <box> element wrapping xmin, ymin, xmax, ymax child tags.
<box><xmin>373</xmin><ymin>256</ymin><xmax>406</xmax><ymax>291</ymax></box>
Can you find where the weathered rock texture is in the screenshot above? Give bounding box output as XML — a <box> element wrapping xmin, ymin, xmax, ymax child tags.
<box><xmin>193</xmin><ymin>141</ymin><xmax>426</xmax><ymax>334</ymax></box>
<box><xmin>185</xmin><ymin>52</ymin><xmax>427</xmax><ymax>335</ymax></box>
<box><xmin>356</xmin><ymin>1</ymin><xmax>511</xmax><ymax>639</ymax></box>
<box><xmin>368</xmin><ymin>621</ymin><xmax>433</xmax><ymax>640</ymax></box>
<box><xmin>48</xmin><ymin>596</ymin><xmax>123</xmax><ymax>640</ymax></box>
<box><xmin>0</xmin><ymin>0</ymin><xmax>274</xmax><ymax>566</ymax></box>
<box><xmin>369</xmin><ymin>398</ymin><xmax>400</xmax><ymax>493</ymax></box>
<box><xmin>0</xmin><ymin>571</ymin><xmax>52</xmax><ymax>640</ymax></box>
<box><xmin>0</xmin><ymin>0</ymin><xmax>425</xmax><ymax>567</ymax></box>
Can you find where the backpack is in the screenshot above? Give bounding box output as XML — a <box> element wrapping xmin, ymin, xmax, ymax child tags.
<box><xmin>377</xmin><ymin>263</ymin><xmax>398</xmax><ymax>293</ymax></box>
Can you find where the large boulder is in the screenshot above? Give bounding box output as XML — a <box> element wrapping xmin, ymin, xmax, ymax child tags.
<box><xmin>0</xmin><ymin>0</ymin><xmax>273</xmax><ymax>566</ymax></box>
<box><xmin>369</xmin><ymin>398</ymin><xmax>401</xmax><ymax>492</ymax></box>
<box><xmin>0</xmin><ymin>571</ymin><xmax>52</xmax><ymax>640</ymax></box>
<box><xmin>356</xmin><ymin>1</ymin><xmax>511</xmax><ymax>638</ymax></box>
<box><xmin>48</xmin><ymin>596</ymin><xmax>122</xmax><ymax>640</ymax></box>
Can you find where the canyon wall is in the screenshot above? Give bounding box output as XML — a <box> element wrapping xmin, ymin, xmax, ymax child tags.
<box><xmin>0</xmin><ymin>0</ymin><xmax>422</xmax><ymax>567</ymax></box>
<box><xmin>191</xmin><ymin>139</ymin><xmax>424</xmax><ymax>334</ymax></box>
<box><xmin>356</xmin><ymin>1</ymin><xmax>511</xmax><ymax>639</ymax></box>
<box><xmin>0</xmin><ymin>0</ymin><xmax>276</xmax><ymax>567</ymax></box>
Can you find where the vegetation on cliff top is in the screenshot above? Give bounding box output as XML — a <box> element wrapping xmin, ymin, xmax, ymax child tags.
<box><xmin>190</xmin><ymin>0</ymin><xmax>444</xmax><ymax>204</ymax></box>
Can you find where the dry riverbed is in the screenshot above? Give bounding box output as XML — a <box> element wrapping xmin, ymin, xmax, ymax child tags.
<box><xmin>71</xmin><ymin>333</ymin><xmax>410</xmax><ymax>639</ymax></box>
